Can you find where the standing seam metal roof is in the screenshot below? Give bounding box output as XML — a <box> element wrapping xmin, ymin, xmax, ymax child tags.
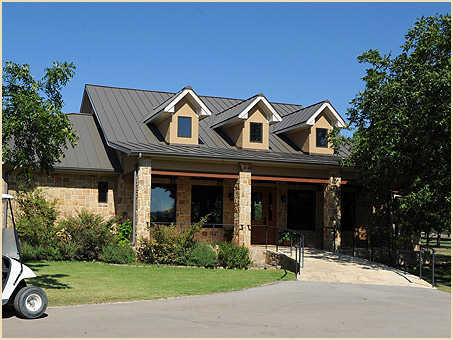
<box><xmin>79</xmin><ymin>84</ymin><xmax>344</xmax><ymax>167</ymax></box>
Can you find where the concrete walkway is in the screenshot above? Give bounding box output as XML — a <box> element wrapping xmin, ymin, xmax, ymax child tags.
<box><xmin>3</xmin><ymin>281</ymin><xmax>450</xmax><ymax>338</ymax></box>
<box><xmin>253</xmin><ymin>246</ymin><xmax>432</xmax><ymax>288</ymax></box>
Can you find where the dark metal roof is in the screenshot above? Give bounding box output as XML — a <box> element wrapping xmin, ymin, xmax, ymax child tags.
<box><xmin>210</xmin><ymin>95</ymin><xmax>259</xmax><ymax>128</ymax></box>
<box><xmin>111</xmin><ymin>140</ymin><xmax>342</xmax><ymax>165</ymax></box>
<box><xmin>55</xmin><ymin>113</ymin><xmax>119</xmax><ymax>172</ymax></box>
<box><xmin>83</xmin><ymin>84</ymin><xmax>344</xmax><ymax>166</ymax></box>
<box><xmin>271</xmin><ymin>100</ymin><xmax>328</xmax><ymax>134</ymax></box>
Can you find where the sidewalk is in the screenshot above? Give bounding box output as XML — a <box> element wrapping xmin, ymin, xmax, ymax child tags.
<box><xmin>252</xmin><ymin>245</ymin><xmax>433</xmax><ymax>288</ymax></box>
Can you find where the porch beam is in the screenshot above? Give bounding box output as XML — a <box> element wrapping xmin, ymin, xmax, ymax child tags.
<box><xmin>252</xmin><ymin>175</ymin><xmax>348</xmax><ymax>184</ymax></box>
<box><xmin>152</xmin><ymin>170</ymin><xmax>239</xmax><ymax>179</ymax></box>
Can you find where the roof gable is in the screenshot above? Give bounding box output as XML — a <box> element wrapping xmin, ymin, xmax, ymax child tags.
<box><xmin>143</xmin><ymin>86</ymin><xmax>212</xmax><ymax>124</ymax></box>
<box><xmin>272</xmin><ymin>100</ymin><xmax>346</xmax><ymax>134</ymax></box>
<box><xmin>210</xmin><ymin>95</ymin><xmax>282</xmax><ymax>129</ymax></box>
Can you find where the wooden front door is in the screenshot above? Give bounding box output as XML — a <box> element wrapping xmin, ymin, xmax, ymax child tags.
<box><xmin>251</xmin><ymin>187</ymin><xmax>277</xmax><ymax>245</ymax></box>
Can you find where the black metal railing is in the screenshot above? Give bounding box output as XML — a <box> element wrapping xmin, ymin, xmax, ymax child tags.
<box><xmin>253</xmin><ymin>224</ymin><xmax>305</xmax><ymax>276</ymax></box>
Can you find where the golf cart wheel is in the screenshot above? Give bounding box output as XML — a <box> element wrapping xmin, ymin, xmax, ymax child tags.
<box><xmin>13</xmin><ymin>286</ymin><xmax>48</xmax><ymax>319</ymax></box>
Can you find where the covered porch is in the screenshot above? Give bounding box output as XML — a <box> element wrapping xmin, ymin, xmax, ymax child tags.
<box><xmin>131</xmin><ymin>158</ymin><xmax>360</xmax><ymax>251</ymax></box>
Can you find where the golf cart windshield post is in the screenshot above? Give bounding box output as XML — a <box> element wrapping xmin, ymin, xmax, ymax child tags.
<box><xmin>2</xmin><ymin>194</ymin><xmax>21</xmax><ymax>260</ymax></box>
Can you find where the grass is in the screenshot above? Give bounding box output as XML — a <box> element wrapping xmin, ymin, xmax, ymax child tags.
<box><xmin>414</xmin><ymin>237</ymin><xmax>451</xmax><ymax>293</ymax></box>
<box><xmin>24</xmin><ymin>261</ymin><xmax>292</xmax><ymax>306</ymax></box>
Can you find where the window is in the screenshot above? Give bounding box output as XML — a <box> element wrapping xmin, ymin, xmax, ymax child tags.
<box><xmin>316</xmin><ymin>128</ymin><xmax>328</xmax><ymax>148</ymax></box>
<box><xmin>250</xmin><ymin>122</ymin><xmax>263</xmax><ymax>143</ymax></box>
<box><xmin>151</xmin><ymin>184</ymin><xmax>176</xmax><ymax>222</ymax></box>
<box><xmin>287</xmin><ymin>190</ymin><xmax>315</xmax><ymax>230</ymax></box>
<box><xmin>251</xmin><ymin>192</ymin><xmax>263</xmax><ymax>222</ymax></box>
<box><xmin>177</xmin><ymin>116</ymin><xmax>192</xmax><ymax>138</ymax></box>
<box><xmin>98</xmin><ymin>182</ymin><xmax>108</xmax><ymax>203</ymax></box>
<box><xmin>191</xmin><ymin>185</ymin><xmax>223</xmax><ymax>226</ymax></box>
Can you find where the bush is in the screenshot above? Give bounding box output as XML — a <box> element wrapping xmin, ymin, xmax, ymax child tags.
<box><xmin>217</xmin><ymin>242</ymin><xmax>251</xmax><ymax>269</ymax></box>
<box><xmin>136</xmin><ymin>216</ymin><xmax>208</xmax><ymax>265</ymax></box>
<box><xmin>15</xmin><ymin>189</ymin><xmax>59</xmax><ymax>247</ymax></box>
<box><xmin>57</xmin><ymin>210</ymin><xmax>117</xmax><ymax>261</ymax></box>
<box><xmin>100</xmin><ymin>243</ymin><xmax>136</xmax><ymax>264</ymax></box>
<box><xmin>19</xmin><ymin>241</ymin><xmax>64</xmax><ymax>261</ymax></box>
<box><xmin>114</xmin><ymin>219</ymin><xmax>133</xmax><ymax>246</ymax></box>
<box><xmin>186</xmin><ymin>243</ymin><xmax>217</xmax><ymax>268</ymax></box>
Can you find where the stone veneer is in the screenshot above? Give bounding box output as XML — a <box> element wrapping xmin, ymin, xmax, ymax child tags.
<box><xmin>5</xmin><ymin>172</ymin><xmax>119</xmax><ymax>220</ymax></box>
<box><xmin>323</xmin><ymin>176</ymin><xmax>342</xmax><ymax>251</ymax></box>
<box><xmin>233</xmin><ymin>165</ymin><xmax>252</xmax><ymax>247</ymax></box>
<box><xmin>135</xmin><ymin>159</ymin><xmax>152</xmax><ymax>240</ymax></box>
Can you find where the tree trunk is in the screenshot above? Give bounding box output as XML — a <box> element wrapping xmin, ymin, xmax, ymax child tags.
<box><xmin>437</xmin><ymin>232</ymin><xmax>441</xmax><ymax>247</ymax></box>
<box><xmin>426</xmin><ymin>232</ymin><xmax>430</xmax><ymax>247</ymax></box>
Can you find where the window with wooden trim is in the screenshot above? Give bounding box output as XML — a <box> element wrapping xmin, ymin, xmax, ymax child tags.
<box><xmin>316</xmin><ymin>128</ymin><xmax>328</xmax><ymax>148</ymax></box>
<box><xmin>98</xmin><ymin>182</ymin><xmax>108</xmax><ymax>203</ymax></box>
<box><xmin>177</xmin><ymin>116</ymin><xmax>192</xmax><ymax>138</ymax></box>
<box><xmin>250</xmin><ymin>122</ymin><xmax>263</xmax><ymax>143</ymax></box>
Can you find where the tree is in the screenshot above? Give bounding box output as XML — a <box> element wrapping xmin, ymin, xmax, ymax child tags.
<box><xmin>2</xmin><ymin>61</ymin><xmax>78</xmax><ymax>182</ymax></box>
<box><xmin>330</xmin><ymin>14</ymin><xmax>450</xmax><ymax>250</ymax></box>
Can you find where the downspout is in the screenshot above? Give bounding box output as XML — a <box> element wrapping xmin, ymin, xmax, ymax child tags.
<box><xmin>130</xmin><ymin>152</ymin><xmax>142</xmax><ymax>246</ymax></box>
<box><xmin>131</xmin><ymin>163</ymin><xmax>138</xmax><ymax>246</ymax></box>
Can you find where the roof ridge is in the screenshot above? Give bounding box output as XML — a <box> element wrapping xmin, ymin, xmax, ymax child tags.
<box><xmin>85</xmin><ymin>84</ymin><xmax>307</xmax><ymax>108</ymax></box>
<box><xmin>85</xmin><ymin>83</ymin><xmax>176</xmax><ymax>95</ymax></box>
<box><xmin>65</xmin><ymin>112</ymin><xmax>93</xmax><ymax>116</ymax></box>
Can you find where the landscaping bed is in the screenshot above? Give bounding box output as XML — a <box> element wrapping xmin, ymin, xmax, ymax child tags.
<box><xmin>24</xmin><ymin>261</ymin><xmax>291</xmax><ymax>306</ymax></box>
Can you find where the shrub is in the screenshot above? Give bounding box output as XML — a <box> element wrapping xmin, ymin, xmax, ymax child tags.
<box><xmin>114</xmin><ymin>219</ymin><xmax>133</xmax><ymax>246</ymax></box>
<box><xmin>15</xmin><ymin>189</ymin><xmax>59</xmax><ymax>247</ymax></box>
<box><xmin>186</xmin><ymin>243</ymin><xmax>217</xmax><ymax>268</ymax></box>
<box><xmin>136</xmin><ymin>216</ymin><xmax>208</xmax><ymax>265</ymax></box>
<box><xmin>217</xmin><ymin>242</ymin><xmax>251</xmax><ymax>269</ymax></box>
<box><xmin>19</xmin><ymin>241</ymin><xmax>63</xmax><ymax>261</ymax></box>
<box><xmin>57</xmin><ymin>210</ymin><xmax>117</xmax><ymax>261</ymax></box>
<box><xmin>100</xmin><ymin>243</ymin><xmax>136</xmax><ymax>264</ymax></box>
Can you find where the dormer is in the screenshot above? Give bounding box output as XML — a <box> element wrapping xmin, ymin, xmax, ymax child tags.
<box><xmin>143</xmin><ymin>86</ymin><xmax>212</xmax><ymax>145</ymax></box>
<box><xmin>211</xmin><ymin>94</ymin><xmax>282</xmax><ymax>150</ymax></box>
<box><xmin>272</xmin><ymin>100</ymin><xmax>346</xmax><ymax>155</ymax></box>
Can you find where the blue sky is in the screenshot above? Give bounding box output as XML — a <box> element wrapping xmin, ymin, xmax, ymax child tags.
<box><xmin>3</xmin><ymin>2</ymin><xmax>450</xmax><ymax>122</ymax></box>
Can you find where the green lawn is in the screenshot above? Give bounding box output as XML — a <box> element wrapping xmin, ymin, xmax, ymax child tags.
<box><xmin>24</xmin><ymin>261</ymin><xmax>292</xmax><ymax>306</ymax></box>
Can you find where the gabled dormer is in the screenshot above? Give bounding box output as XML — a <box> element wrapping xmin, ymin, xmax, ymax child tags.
<box><xmin>211</xmin><ymin>94</ymin><xmax>282</xmax><ymax>150</ymax></box>
<box><xmin>143</xmin><ymin>86</ymin><xmax>212</xmax><ymax>145</ymax></box>
<box><xmin>272</xmin><ymin>100</ymin><xmax>346</xmax><ymax>155</ymax></box>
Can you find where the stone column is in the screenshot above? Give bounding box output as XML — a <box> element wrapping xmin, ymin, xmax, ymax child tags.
<box><xmin>323</xmin><ymin>176</ymin><xmax>341</xmax><ymax>251</ymax></box>
<box><xmin>233</xmin><ymin>164</ymin><xmax>252</xmax><ymax>247</ymax></box>
<box><xmin>176</xmin><ymin>176</ymin><xmax>191</xmax><ymax>228</ymax></box>
<box><xmin>135</xmin><ymin>158</ymin><xmax>152</xmax><ymax>240</ymax></box>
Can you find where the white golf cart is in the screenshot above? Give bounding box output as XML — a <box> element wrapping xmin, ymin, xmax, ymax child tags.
<box><xmin>2</xmin><ymin>193</ymin><xmax>48</xmax><ymax>319</ymax></box>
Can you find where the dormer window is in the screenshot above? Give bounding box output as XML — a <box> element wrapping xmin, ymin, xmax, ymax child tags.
<box><xmin>316</xmin><ymin>128</ymin><xmax>328</xmax><ymax>147</ymax></box>
<box><xmin>178</xmin><ymin>116</ymin><xmax>192</xmax><ymax>138</ymax></box>
<box><xmin>250</xmin><ymin>122</ymin><xmax>263</xmax><ymax>143</ymax></box>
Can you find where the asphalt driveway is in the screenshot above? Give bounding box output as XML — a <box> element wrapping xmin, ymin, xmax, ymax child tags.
<box><xmin>3</xmin><ymin>281</ymin><xmax>450</xmax><ymax>338</ymax></box>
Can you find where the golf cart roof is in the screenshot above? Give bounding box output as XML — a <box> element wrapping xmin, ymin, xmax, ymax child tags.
<box><xmin>2</xmin><ymin>194</ymin><xmax>14</xmax><ymax>199</ymax></box>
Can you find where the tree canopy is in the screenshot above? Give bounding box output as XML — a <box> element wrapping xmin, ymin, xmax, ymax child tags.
<box><xmin>331</xmin><ymin>14</ymin><xmax>450</xmax><ymax>244</ymax></box>
<box><xmin>2</xmin><ymin>61</ymin><xmax>78</xmax><ymax>181</ymax></box>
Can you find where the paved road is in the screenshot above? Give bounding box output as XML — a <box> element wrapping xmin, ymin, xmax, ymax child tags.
<box><xmin>3</xmin><ymin>281</ymin><xmax>450</xmax><ymax>338</ymax></box>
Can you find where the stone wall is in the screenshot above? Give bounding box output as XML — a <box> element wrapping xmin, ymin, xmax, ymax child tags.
<box><xmin>135</xmin><ymin>159</ymin><xmax>152</xmax><ymax>240</ymax></box>
<box><xmin>5</xmin><ymin>172</ymin><xmax>120</xmax><ymax>220</ymax></box>
<box><xmin>233</xmin><ymin>165</ymin><xmax>252</xmax><ymax>247</ymax></box>
<box><xmin>323</xmin><ymin>176</ymin><xmax>342</xmax><ymax>251</ymax></box>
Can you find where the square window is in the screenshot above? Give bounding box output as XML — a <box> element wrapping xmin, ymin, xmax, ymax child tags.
<box><xmin>316</xmin><ymin>128</ymin><xmax>328</xmax><ymax>148</ymax></box>
<box><xmin>177</xmin><ymin>116</ymin><xmax>192</xmax><ymax>138</ymax></box>
<box><xmin>250</xmin><ymin>122</ymin><xmax>263</xmax><ymax>143</ymax></box>
<box><xmin>98</xmin><ymin>182</ymin><xmax>108</xmax><ymax>203</ymax></box>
